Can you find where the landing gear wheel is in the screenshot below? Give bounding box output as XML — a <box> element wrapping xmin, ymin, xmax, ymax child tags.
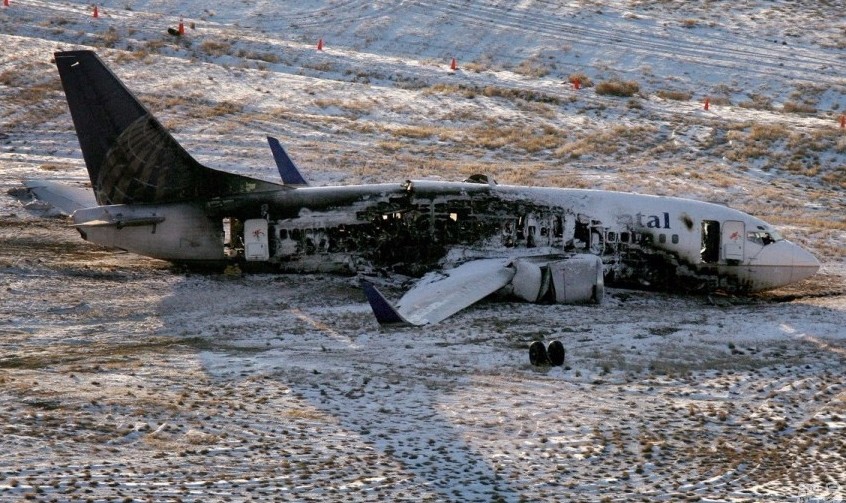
<box><xmin>546</xmin><ymin>340</ymin><xmax>565</xmax><ymax>366</ymax></box>
<box><xmin>529</xmin><ymin>341</ymin><xmax>549</xmax><ymax>366</ymax></box>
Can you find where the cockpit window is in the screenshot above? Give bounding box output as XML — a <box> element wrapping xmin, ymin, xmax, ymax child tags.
<box><xmin>747</xmin><ymin>230</ymin><xmax>782</xmax><ymax>246</ymax></box>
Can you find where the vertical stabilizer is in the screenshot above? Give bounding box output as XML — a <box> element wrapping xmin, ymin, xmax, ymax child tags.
<box><xmin>267</xmin><ymin>136</ymin><xmax>308</xmax><ymax>186</ymax></box>
<box><xmin>54</xmin><ymin>51</ymin><xmax>281</xmax><ymax>205</ymax></box>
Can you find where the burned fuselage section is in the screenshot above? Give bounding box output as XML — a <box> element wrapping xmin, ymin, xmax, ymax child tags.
<box><xmin>206</xmin><ymin>181</ymin><xmax>816</xmax><ymax>295</ymax></box>
<box><xmin>222</xmin><ymin>181</ymin><xmax>610</xmax><ymax>278</ymax></box>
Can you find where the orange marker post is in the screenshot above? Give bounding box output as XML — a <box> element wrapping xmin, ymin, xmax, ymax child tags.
<box><xmin>93</xmin><ymin>5</ymin><xmax>99</xmax><ymax>18</ymax></box>
<box><xmin>317</xmin><ymin>38</ymin><xmax>323</xmax><ymax>51</ymax></box>
<box><xmin>840</xmin><ymin>115</ymin><xmax>845</xmax><ymax>128</ymax></box>
<box><xmin>704</xmin><ymin>97</ymin><xmax>710</xmax><ymax>111</ymax></box>
<box><xmin>573</xmin><ymin>78</ymin><xmax>580</xmax><ymax>90</ymax></box>
<box><xmin>2</xmin><ymin>0</ymin><xmax>9</xmax><ymax>8</ymax></box>
<box><xmin>450</xmin><ymin>57</ymin><xmax>457</xmax><ymax>71</ymax></box>
<box><xmin>178</xmin><ymin>18</ymin><xmax>185</xmax><ymax>35</ymax></box>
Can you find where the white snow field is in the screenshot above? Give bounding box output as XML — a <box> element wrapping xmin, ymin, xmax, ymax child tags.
<box><xmin>1</xmin><ymin>1</ymin><xmax>845</xmax><ymax>501</ymax></box>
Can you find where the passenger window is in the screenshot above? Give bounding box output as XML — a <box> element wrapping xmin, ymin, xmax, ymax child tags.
<box><xmin>659</xmin><ymin>234</ymin><xmax>666</xmax><ymax>244</ymax></box>
<box><xmin>279</xmin><ymin>229</ymin><xmax>288</xmax><ymax>239</ymax></box>
<box><xmin>607</xmin><ymin>231</ymin><xmax>617</xmax><ymax>242</ymax></box>
<box><xmin>671</xmin><ymin>234</ymin><xmax>679</xmax><ymax>244</ymax></box>
<box><xmin>620</xmin><ymin>232</ymin><xmax>630</xmax><ymax>243</ymax></box>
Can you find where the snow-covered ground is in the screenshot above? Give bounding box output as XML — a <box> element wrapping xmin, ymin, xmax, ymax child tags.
<box><xmin>1</xmin><ymin>1</ymin><xmax>845</xmax><ymax>501</ymax></box>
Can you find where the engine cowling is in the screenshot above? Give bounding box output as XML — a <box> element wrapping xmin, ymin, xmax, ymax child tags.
<box><xmin>510</xmin><ymin>255</ymin><xmax>603</xmax><ymax>304</ymax></box>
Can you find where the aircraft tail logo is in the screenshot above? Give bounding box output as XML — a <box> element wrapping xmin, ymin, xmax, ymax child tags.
<box><xmin>54</xmin><ymin>51</ymin><xmax>281</xmax><ymax>206</ymax></box>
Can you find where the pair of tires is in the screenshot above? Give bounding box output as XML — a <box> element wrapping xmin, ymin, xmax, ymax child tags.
<box><xmin>529</xmin><ymin>340</ymin><xmax>565</xmax><ymax>366</ymax></box>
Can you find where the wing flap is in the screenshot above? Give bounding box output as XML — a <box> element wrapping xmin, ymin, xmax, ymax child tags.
<box><xmin>395</xmin><ymin>258</ymin><xmax>515</xmax><ymax>325</ymax></box>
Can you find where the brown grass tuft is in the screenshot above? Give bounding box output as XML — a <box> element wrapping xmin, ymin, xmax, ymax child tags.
<box><xmin>201</xmin><ymin>40</ymin><xmax>231</xmax><ymax>57</ymax></box>
<box><xmin>595</xmin><ymin>79</ymin><xmax>640</xmax><ymax>97</ymax></box>
<box><xmin>655</xmin><ymin>89</ymin><xmax>692</xmax><ymax>101</ymax></box>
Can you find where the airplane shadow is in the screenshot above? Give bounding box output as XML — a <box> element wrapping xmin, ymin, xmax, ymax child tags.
<box><xmin>152</xmin><ymin>270</ymin><xmax>846</xmax><ymax>501</ymax></box>
<box><xmin>157</xmin><ymin>273</ymin><xmax>519</xmax><ymax>501</ymax></box>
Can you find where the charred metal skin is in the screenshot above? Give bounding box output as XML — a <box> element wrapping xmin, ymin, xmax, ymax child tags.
<box><xmin>197</xmin><ymin>181</ymin><xmax>816</xmax><ymax>294</ymax></box>
<box><xmin>33</xmin><ymin>50</ymin><xmax>820</xmax><ymax>325</ymax></box>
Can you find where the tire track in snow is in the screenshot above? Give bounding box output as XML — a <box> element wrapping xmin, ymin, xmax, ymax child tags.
<box><xmin>412</xmin><ymin>0</ymin><xmax>844</xmax><ymax>85</ymax></box>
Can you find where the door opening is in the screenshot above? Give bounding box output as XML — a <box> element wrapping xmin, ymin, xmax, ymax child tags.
<box><xmin>701</xmin><ymin>220</ymin><xmax>720</xmax><ymax>264</ymax></box>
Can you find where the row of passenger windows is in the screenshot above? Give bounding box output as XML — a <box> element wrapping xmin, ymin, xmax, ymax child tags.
<box><xmin>607</xmin><ymin>231</ymin><xmax>680</xmax><ymax>245</ymax></box>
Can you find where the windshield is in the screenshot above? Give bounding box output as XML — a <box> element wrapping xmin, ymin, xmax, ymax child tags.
<box><xmin>747</xmin><ymin>228</ymin><xmax>783</xmax><ymax>246</ymax></box>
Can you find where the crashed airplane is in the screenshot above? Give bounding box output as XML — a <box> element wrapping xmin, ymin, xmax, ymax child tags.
<box><xmin>21</xmin><ymin>51</ymin><xmax>820</xmax><ymax>328</ymax></box>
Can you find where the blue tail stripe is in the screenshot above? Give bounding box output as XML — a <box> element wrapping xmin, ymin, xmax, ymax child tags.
<box><xmin>267</xmin><ymin>136</ymin><xmax>308</xmax><ymax>185</ymax></box>
<box><xmin>361</xmin><ymin>281</ymin><xmax>408</xmax><ymax>325</ymax></box>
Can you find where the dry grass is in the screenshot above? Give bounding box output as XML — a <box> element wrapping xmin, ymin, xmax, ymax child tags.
<box><xmin>654</xmin><ymin>89</ymin><xmax>692</xmax><ymax>101</ymax></box>
<box><xmin>391</xmin><ymin>125</ymin><xmax>451</xmax><ymax>140</ymax></box>
<box><xmin>595</xmin><ymin>79</ymin><xmax>640</xmax><ymax>97</ymax></box>
<box><xmin>198</xmin><ymin>101</ymin><xmax>244</xmax><ymax>118</ymax></box>
<box><xmin>749</xmin><ymin>124</ymin><xmax>790</xmax><ymax>142</ymax></box>
<box><xmin>463</xmin><ymin>55</ymin><xmax>496</xmax><ymax>73</ymax></box>
<box><xmin>554</xmin><ymin>125</ymin><xmax>657</xmax><ymax>159</ymax></box>
<box><xmin>303</xmin><ymin>60</ymin><xmax>335</xmax><ymax>72</ymax></box>
<box><xmin>467</xmin><ymin>123</ymin><xmax>565</xmax><ymax>153</ymax></box>
<box><xmin>424</xmin><ymin>83</ymin><xmax>561</xmax><ymax>105</ymax></box>
<box><xmin>99</xmin><ymin>27</ymin><xmax>120</xmax><ymax>48</ymax></box>
<box><xmin>568</xmin><ymin>72</ymin><xmax>593</xmax><ymax>88</ymax></box>
<box><xmin>112</xmin><ymin>49</ymin><xmax>152</xmax><ymax>64</ymax></box>
<box><xmin>782</xmin><ymin>101</ymin><xmax>817</xmax><ymax>114</ymax></box>
<box><xmin>513</xmin><ymin>57</ymin><xmax>552</xmax><ymax>78</ymax></box>
<box><xmin>200</xmin><ymin>40</ymin><xmax>231</xmax><ymax>57</ymax></box>
<box><xmin>708</xmin><ymin>95</ymin><xmax>732</xmax><ymax>106</ymax></box>
<box><xmin>738</xmin><ymin>94</ymin><xmax>773</xmax><ymax>110</ymax></box>
<box><xmin>313</xmin><ymin>97</ymin><xmax>375</xmax><ymax>118</ymax></box>
<box><xmin>237</xmin><ymin>50</ymin><xmax>281</xmax><ymax>64</ymax></box>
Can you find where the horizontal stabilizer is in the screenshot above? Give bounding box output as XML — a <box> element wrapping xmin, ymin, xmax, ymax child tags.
<box><xmin>361</xmin><ymin>281</ymin><xmax>411</xmax><ymax>326</ymax></box>
<box><xmin>23</xmin><ymin>180</ymin><xmax>97</xmax><ymax>215</ymax></box>
<box><xmin>267</xmin><ymin>136</ymin><xmax>308</xmax><ymax>186</ymax></box>
<box><xmin>75</xmin><ymin>215</ymin><xmax>165</xmax><ymax>228</ymax></box>
<box><xmin>393</xmin><ymin>258</ymin><xmax>515</xmax><ymax>325</ymax></box>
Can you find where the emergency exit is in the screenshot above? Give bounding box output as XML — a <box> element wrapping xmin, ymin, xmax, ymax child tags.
<box><xmin>244</xmin><ymin>219</ymin><xmax>270</xmax><ymax>261</ymax></box>
<box><xmin>722</xmin><ymin>220</ymin><xmax>745</xmax><ymax>263</ymax></box>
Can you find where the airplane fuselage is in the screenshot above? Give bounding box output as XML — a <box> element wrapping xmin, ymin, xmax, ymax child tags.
<box><xmin>72</xmin><ymin>180</ymin><xmax>819</xmax><ymax>294</ymax></box>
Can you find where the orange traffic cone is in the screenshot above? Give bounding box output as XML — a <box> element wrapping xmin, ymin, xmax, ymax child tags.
<box><xmin>2</xmin><ymin>0</ymin><xmax>9</xmax><ymax>8</ymax></box>
<box><xmin>93</xmin><ymin>5</ymin><xmax>99</xmax><ymax>18</ymax></box>
<box><xmin>573</xmin><ymin>78</ymin><xmax>580</xmax><ymax>90</ymax></box>
<box><xmin>450</xmin><ymin>57</ymin><xmax>457</xmax><ymax>71</ymax></box>
<box><xmin>317</xmin><ymin>38</ymin><xmax>323</xmax><ymax>51</ymax></box>
<box><xmin>178</xmin><ymin>18</ymin><xmax>185</xmax><ymax>35</ymax></box>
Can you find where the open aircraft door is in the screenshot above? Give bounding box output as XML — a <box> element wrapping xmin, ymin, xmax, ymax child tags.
<box><xmin>722</xmin><ymin>220</ymin><xmax>745</xmax><ymax>263</ymax></box>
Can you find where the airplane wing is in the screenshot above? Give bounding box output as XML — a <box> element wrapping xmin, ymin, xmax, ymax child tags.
<box><xmin>267</xmin><ymin>136</ymin><xmax>308</xmax><ymax>186</ymax></box>
<box><xmin>23</xmin><ymin>180</ymin><xmax>97</xmax><ymax>215</ymax></box>
<box><xmin>363</xmin><ymin>258</ymin><xmax>515</xmax><ymax>326</ymax></box>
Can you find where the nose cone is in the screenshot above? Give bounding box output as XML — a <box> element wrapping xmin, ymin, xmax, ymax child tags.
<box><xmin>789</xmin><ymin>241</ymin><xmax>820</xmax><ymax>283</ymax></box>
<box><xmin>749</xmin><ymin>240</ymin><xmax>819</xmax><ymax>290</ymax></box>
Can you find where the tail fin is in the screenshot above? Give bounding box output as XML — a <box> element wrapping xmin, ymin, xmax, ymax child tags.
<box><xmin>267</xmin><ymin>136</ymin><xmax>308</xmax><ymax>186</ymax></box>
<box><xmin>54</xmin><ymin>51</ymin><xmax>281</xmax><ymax>205</ymax></box>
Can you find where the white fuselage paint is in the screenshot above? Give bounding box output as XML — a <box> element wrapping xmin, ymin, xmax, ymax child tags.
<box><xmin>71</xmin><ymin>181</ymin><xmax>819</xmax><ymax>293</ymax></box>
